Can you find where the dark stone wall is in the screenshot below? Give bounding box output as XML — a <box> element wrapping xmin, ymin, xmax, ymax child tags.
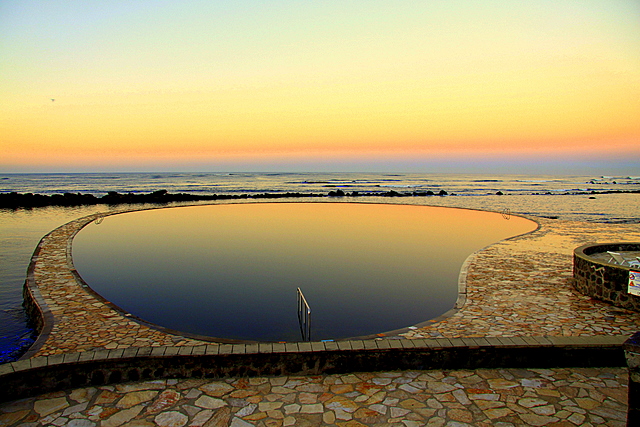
<box><xmin>573</xmin><ymin>243</ymin><xmax>640</xmax><ymax>311</ymax></box>
<box><xmin>0</xmin><ymin>342</ymin><xmax>626</xmax><ymax>403</ymax></box>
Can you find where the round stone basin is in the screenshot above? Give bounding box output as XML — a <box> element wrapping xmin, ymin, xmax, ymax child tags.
<box><xmin>72</xmin><ymin>203</ymin><xmax>537</xmax><ymax>341</ymax></box>
<box><xmin>574</xmin><ymin>242</ymin><xmax>640</xmax><ymax>311</ymax></box>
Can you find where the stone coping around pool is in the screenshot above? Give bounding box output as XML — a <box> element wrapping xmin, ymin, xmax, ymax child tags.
<box><xmin>16</xmin><ymin>203</ymin><xmax>640</xmax><ymax>360</ymax></box>
<box><xmin>18</xmin><ymin>203</ymin><xmax>539</xmax><ymax>357</ymax></box>
<box><xmin>0</xmin><ymin>335</ymin><xmax>628</xmax><ymax>403</ymax></box>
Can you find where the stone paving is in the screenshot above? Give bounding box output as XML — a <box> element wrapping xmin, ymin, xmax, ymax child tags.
<box><xmin>5</xmin><ymin>207</ymin><xmax>640</xmax><ymax>426</ymax></box>
<box><xmin>0</xmin><ymin>367</ymin><xmax>628</xmax><ymax>426</ymax></box>
<box><xmin>401</xmin><ymin>218</ymin><xmax>640</xmax><ymax>340</ymax></box>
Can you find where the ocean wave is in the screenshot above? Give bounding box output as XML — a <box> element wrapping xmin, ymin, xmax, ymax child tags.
<box><xmin>295</xmin><ymin>180</ymin><xmax>401</xmax><ymax>185</ymax></box>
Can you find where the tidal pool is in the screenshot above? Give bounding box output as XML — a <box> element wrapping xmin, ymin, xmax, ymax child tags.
<box><xmin>72</xmin><ymin>202</ymin><xmax>536</xmax><ymax>341</ymax></box>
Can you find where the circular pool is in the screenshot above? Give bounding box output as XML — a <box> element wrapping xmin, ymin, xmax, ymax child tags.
<box><xmin>72</xmin><ymin>202</ymin><xmax>536</xmax><ymax>341</ymax></box>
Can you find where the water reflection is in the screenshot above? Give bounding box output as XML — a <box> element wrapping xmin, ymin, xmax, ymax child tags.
<box><xmin>72</xmin><ymin>203</ymin><xmax>536</xmax><ymax>341</ymax></box>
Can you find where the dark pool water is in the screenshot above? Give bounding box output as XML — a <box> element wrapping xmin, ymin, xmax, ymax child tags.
<box><xmin>72</xmin><ymin>202</ymin><xmax>536</xmax><ymax>341</ymax></box>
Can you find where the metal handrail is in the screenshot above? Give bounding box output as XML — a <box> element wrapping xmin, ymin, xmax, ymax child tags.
<box><xmin>297</xmin><ymin>287</ymin><xmax>311</xmax><ymax>342</ymax></box>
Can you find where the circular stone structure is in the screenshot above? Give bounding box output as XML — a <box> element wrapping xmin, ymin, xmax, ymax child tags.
<box><xmin>573</xmin><ymin>242</ymin><xmax>640</xmax><ymax>311</ymax></box>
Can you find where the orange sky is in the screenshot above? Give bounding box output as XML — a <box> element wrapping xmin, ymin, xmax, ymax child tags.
<box><xmin>1</xmin><ymin>1</ymin><xmax>639</xmax><ymax>173</ymax></box>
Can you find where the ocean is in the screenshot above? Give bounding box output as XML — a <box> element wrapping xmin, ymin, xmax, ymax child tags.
<box><xmin>1</xmin><ymin>172</ymin><xmax>639</xmax><ymax>362</ymax></box>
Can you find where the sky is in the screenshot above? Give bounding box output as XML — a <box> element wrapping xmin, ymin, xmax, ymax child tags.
<box><xmin>1</xmin><ymin>1</ymin><xmax>639</xmax><ymax>174</ymax></box>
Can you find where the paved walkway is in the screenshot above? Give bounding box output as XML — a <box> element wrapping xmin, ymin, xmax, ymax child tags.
<box><xmin>0</xmin><ymin>367</ymin><xmax>628</xmax><ymax>426</ymax></box>
<box><xmin>3</xmin><ymin>207</ymin><xmax>640</xmax><ymax>426</ymax></box>
<box><xmin>403</xmin><ymin>218</ymin><xmax>640</xmax><ymax>339</ymax></box>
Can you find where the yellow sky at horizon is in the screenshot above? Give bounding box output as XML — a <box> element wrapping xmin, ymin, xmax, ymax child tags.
<box><xmin>1</xmin><ymin>1</ymin><xmax>639</xmax><ymax>172</ymax></box>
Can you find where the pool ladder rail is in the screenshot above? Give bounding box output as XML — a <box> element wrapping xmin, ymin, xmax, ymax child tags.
<box><xmin>297</xmin><ymin>287</ymin><xmax>311</xmax><ymax>342</ymax></box>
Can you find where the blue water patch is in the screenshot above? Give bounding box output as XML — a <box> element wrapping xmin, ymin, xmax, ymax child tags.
<box><xmin>0</xmin><ymin>308</ymin><xmax>35</xmax><ymax>364</ymax></box>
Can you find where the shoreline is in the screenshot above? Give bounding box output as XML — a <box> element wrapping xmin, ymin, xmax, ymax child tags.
<box><xmin>1</xmin><ymin>188</ymin><xmax>639</xmax><ymax>209</ymax></box>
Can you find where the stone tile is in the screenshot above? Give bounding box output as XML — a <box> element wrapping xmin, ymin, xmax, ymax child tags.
<box><xmin>194</xmin><ymin>395</ymin><xmax>227</xmax><ymax>410</ymax></box>
<box><xmin>154</xmin><ymin>410</ymin><xmax>188</xmax><ymax>427</ymax></box>
<box><xmin>102</xmin><ymin>405</ymin><xmax>144</xmax><ymax>427</ymax></box>
<box><xmin>33</xmin><ymin>397</ymin><xmax>69</xmax><ymax>417</ymax></box>
<box><xmin>145</xmin><ymin>390</ymin><xmax>181</xmax><ymax>414</ymax></box>
<box><xmin>199</xmin><ymin>383</ymin><xmax>234</xmax><ymax>398</ymax></box>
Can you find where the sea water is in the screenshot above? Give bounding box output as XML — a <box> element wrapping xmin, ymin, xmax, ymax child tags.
<box><xmin>1</xmin><ymin>172</ymin><xmax>639</xmax><ymax>361</ymax></box>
